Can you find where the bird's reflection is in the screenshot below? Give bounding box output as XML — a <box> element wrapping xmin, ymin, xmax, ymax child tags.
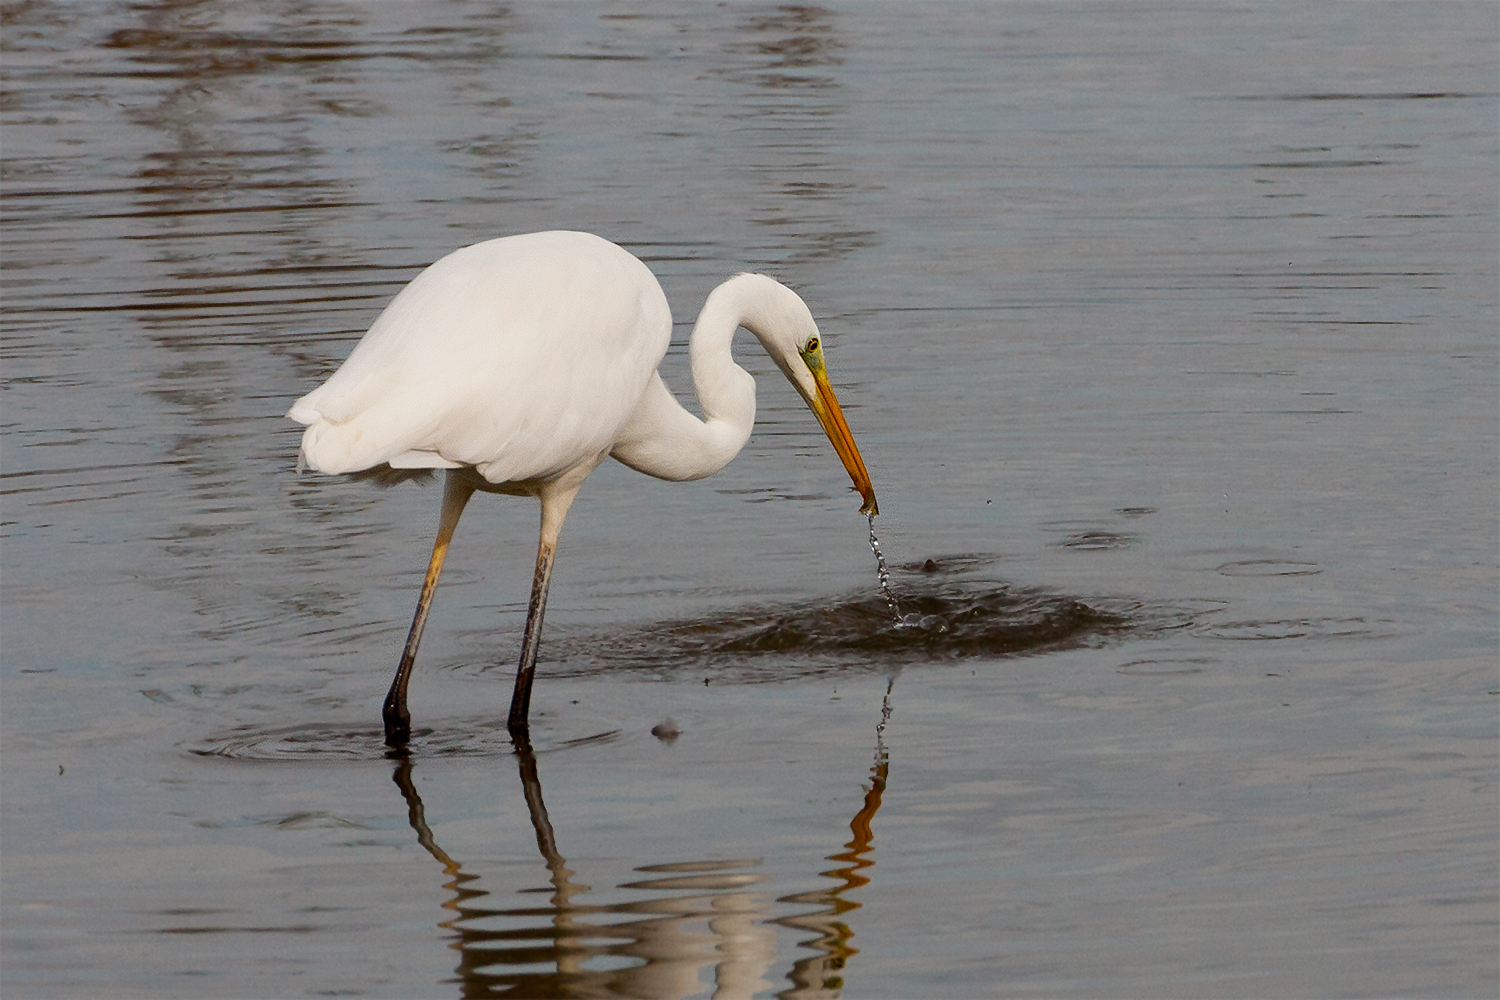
<box><xmin>390</xmin><ymin>685</ymin><xmax>892</xmax><ymax>999</ymax></box>
<box><xmin>773</xmin><ymin>685</ymin><xmax>890</xmax><ymax>999</ymax></box>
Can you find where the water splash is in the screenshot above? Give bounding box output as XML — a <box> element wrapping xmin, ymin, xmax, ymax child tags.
<box><xmin>868</xmin><ymin>512</ymin><xmax>903</xmax><ymax>620</ymax></box>
<box><xmin>870</xmin><ymin>513</ymin><xmax>947</xmax><ymax>631</ymax></box>
<box><xmin>552</xmin><ymin>556</ymin><xmax>1143</xmax><ymax>681</ymax></box>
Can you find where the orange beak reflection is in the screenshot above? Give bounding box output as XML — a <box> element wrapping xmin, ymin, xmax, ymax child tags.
<box><xmin>807</xmin><ymin>367</ymin><xmax>878</xmax><ymax>516</ymax></box>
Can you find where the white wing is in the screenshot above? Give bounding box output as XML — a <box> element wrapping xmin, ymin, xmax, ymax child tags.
<box><xmin>289</xmin><ymin>231</ymin><xmax>672</xmax><ymax>485</ymax></box>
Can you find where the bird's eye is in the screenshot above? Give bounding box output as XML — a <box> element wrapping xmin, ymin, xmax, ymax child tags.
<box><xmin>805</xmin><ymin>338</ymin><xmax>819</xmax><ymax>353</ymax></box>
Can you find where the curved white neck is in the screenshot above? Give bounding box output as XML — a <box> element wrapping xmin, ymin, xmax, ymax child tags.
<box><xmin>610</xmin><ymin>275</ymin><xmax>804</xmax><ymax>483</ymax></box>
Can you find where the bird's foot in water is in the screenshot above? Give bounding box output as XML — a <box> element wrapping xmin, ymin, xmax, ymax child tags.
<box><xmin>383</xmin><ymin>706</ymin><xmax>412</xmax><ymax>748</ymax></box>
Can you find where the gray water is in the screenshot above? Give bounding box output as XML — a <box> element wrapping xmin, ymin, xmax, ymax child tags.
<box><xmin>3</xmin><ymin>3</ymin><xmax>1497</xmax><ymax>997</ymax></box>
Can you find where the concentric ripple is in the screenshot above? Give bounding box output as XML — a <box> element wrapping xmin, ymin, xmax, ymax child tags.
<box><xmin>190</xmin><ymin>720</ymin><xmax>622</xmax><ymax>762</ymax></box>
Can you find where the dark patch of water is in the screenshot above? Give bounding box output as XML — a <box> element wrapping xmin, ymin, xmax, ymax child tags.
<box><xmin>552</xmin><ymin>554</ymin><xmax>1154</xmax><ymax>680</ymax></box>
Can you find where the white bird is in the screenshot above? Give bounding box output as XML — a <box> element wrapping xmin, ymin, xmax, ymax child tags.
<box><xmin>288</xmin><ymin>231</ymin><xmax>877</xmax><ymax>746</ymax></box>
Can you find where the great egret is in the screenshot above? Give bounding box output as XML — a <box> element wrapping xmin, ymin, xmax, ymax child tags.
<box><xmin>289</xmin><ymin>230</ymin><xmax>877</xmax><ymax>746</ymax></box>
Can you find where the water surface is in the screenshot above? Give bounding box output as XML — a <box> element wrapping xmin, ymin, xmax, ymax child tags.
<box><xmin>3</xmin><ymin>3</ymin><xmax>1496</xmax><ymax>997</ymax></box>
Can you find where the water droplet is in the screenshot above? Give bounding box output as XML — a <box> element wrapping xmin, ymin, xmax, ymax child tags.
<box><xmin>874</xmin><ymin>676</ymin><xmax>894</xmax><ymax>759</ymax></box>
<box><xmin>868</xmin><ymin>512</ymin><xmax>903</xmax><ymax>621</ymax></box>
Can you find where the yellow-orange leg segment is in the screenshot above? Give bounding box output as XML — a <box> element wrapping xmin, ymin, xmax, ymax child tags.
<box><xmin>383</xmin><ymin>469</ymin><xmax>477</xmax><ymax>747</ymax></box>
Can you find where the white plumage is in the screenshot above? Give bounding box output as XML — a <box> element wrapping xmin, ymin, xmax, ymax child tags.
<box><xmin>288</xmin><ymin>230</ymin><xmax>876</xmax><ymax>745</ymax></box>
<box><xmin>291</xmin><ymin>231</ymin><xmax>669</xmax><ymax>482</ymax></box>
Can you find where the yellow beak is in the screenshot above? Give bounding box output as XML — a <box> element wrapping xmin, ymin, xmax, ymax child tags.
<box><xmin>807</xmin><ymin>366</ymin><xmax>878</xmax><ymax>516</ymax></box>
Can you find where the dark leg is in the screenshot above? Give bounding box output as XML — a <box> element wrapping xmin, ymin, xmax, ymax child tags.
<box><xmin>506</xmin><ymin>481</ymin><xmax>583</xmax><ymax>739</ymax></box>
<box><xmin>384</xmin><ymin>469</ymin><xmax>476</xmax><ymax>746</ymax></box>
<box><xmin>506</xmin><ymin>537</ymin><xmax>556</xmax><ymax>737</ymax></box>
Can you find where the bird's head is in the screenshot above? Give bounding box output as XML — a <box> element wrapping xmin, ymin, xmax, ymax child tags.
<box><xmin>731</xmin><ymin>274</ymin><xmax>879</xmax><ymax>516</ymax></box>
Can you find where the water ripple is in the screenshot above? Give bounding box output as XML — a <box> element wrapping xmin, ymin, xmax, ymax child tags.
<box><xmin>189</xmin><ymin>719</ymin><xmax>631</xmax><ymax>762</ymax></box>
<box><xmin>553</xmin><ymin>562</ymin><xmax>1148</xmax><ymax>680</ymax></box>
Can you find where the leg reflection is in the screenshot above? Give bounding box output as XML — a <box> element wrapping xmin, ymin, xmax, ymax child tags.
<box><xmin>392</xmin><ymin>745</ymin><xmax>597</xmax><ymax>998</ymax></box>
<box><xmin>390</xmin><ymin>687</ymin><xmax>894</xmax><ymax>1000</ymax></box>
<box><xmin>391</xmin><ymin>740</ymin><xmax>775</xmax><ymax>998</ymax></box>
<box><xmin>391</xmin><ymin>753</ymin><xmax>486</xmax><ymax>943</ymax></box>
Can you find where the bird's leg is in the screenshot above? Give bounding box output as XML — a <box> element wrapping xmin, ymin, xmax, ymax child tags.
<box><xmin>507</xmin><ymin>485</ymin><xmax>580</xmax><ymax>738</ymax></box>
<box><xmin>383</xmin><ymin>469</ymin><xmax>477</xmax><ymax>747</ymax></box>
<box><xmin>505</xmin><ymin>537</ymin><xmax>555</xmax><ymax>738</ymax></box>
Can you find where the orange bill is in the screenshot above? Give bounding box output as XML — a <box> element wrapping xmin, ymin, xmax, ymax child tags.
<box><xmin>807</xmin><ymin>366</ymin><xmax>878</xmax><ymax>516</ymax></box>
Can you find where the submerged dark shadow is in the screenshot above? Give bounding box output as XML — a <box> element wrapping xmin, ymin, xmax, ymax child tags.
<box><xmin>551</xmin><ymin>553</ymin><xmax>1144</xmax><ymax>682</ymax></box>
<box><xmin>391</xmin><ymin>690</ymin><xmax>894</xmax><ymax>998</ymax></box>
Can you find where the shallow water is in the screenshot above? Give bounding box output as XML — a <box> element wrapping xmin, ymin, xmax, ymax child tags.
<box><xmin>3</xmin><ymin>2</ymin><xmax>1497</xmax><ymax>997</ymax></box>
